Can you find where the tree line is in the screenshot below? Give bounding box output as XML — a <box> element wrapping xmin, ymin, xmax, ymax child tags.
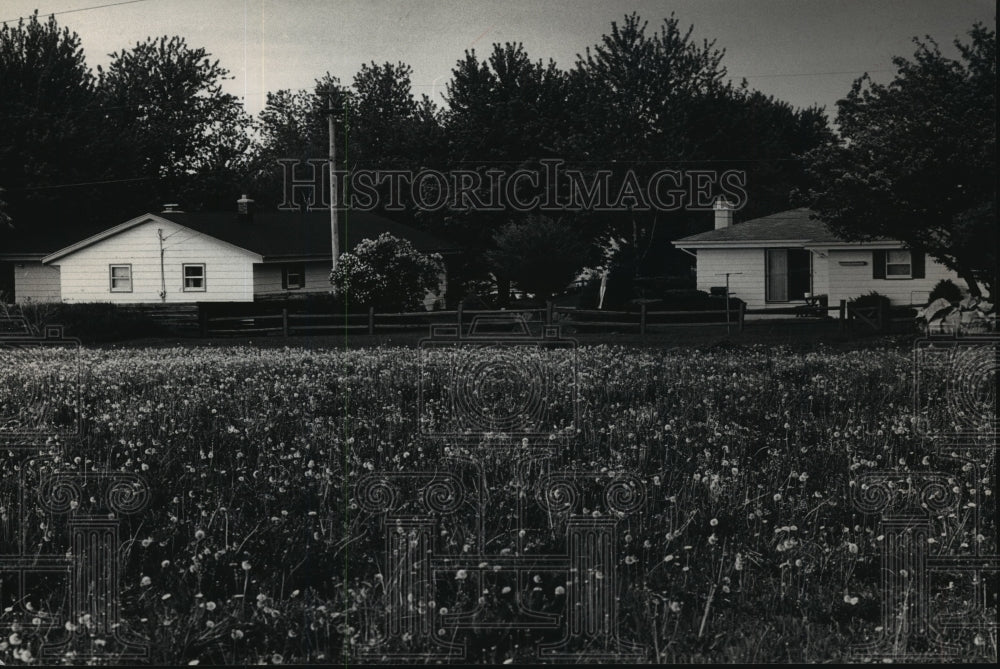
<box><xmin>0</xmin><ymin>10</ymin><xmax>993</xmax><ymax>300</ymax></box>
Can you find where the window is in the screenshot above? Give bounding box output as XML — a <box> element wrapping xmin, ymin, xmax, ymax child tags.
<box><xmin>885</xmin><ymin>250</ymin><xmax>911</xmax><ymax>278</ymax></box>
<box><xmin>765</xmin><ymin>249</ymin><xmax>811</xmax><ymax>302</ymax></box>
<box><xmin>183</xmin><ymin>264</ymin><xmax>206</xmax><ymax>291</ymax></box>
<box><xmin>109</xmin><ymin>264</ymin><xmax>132</xmax><ymax>292</ymax></box>
<box><xmin>281</xmin><ymin>263</ymin><xmax>306</xmax><ymax>290</ymax></box>
<box><xmin>873</xmin><ymin>250</ymin><xmax>924</xmax><ymax>279</ymax></box>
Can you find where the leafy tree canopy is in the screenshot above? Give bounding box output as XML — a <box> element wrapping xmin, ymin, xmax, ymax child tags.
<box><xmin>800</xmin><ymin>22</ymin><xmax>996</xmax><ymax>296</ymax></box>
<box><xmin>485</xmin><ymin>215</ymin><xmax>592</xmax><ymax>299</ymax></box>
<box><xmin>98</xmin><ymin>35</ymin><xmax>253</xmax><ymax>212</ymax></box>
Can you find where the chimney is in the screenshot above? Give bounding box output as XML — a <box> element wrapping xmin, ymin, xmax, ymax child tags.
<box><xmin>713</xmin><ymin>196</ymin><xmax>734</xmax><ymax>229</ymax></box>
<box><xmin>237</xmin><ymin>194</ymin><xmax>254</xmax><ymax>222</ymax></box>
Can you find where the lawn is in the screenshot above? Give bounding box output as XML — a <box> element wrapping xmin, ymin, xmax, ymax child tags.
<box><xmin>0</xmin><ymin>339</ymin><xmax>995</xmax><ymax>664</ymax></box>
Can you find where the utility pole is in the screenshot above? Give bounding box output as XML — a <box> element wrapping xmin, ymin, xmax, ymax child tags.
<box><xmin>325</xmin><ymin>90</ymin><xmax>340</xmax><ymax>273</ymax></box>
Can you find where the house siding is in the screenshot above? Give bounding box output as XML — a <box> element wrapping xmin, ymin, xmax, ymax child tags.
<box><xmin>14</xmin><ymin>261</ymin><xmax>61</xmax><ymax>303</ymax></box>
<box><xmin>693</xmin><ymin>247</ymin><xmax>964</xmax><ymax>310</ymax></box>
<box><xmin>810</xmin><ymin>250</ymin><xmax>830</xmax><ymax>298</ymax></box>
<box><xmin>825</xmin><ymin>249</ymin><xmax>958</xmax><ymax>306</ymax></box>
<box><xmin>694</xmin><ymin>248</ymin><xmax>767</xmax><ymax>308</ymax></box>
<box><xmin>253</xmin><ymin>261</ymin><xmax>333</xmax><ymax>296</ymax></box>
<box><xmin>51</xmin><ymin>219</ymin><xmax>257</xmax><ymax>303</ymax></box>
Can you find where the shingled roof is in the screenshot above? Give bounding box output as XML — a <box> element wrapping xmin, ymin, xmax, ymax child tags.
<box><xmin>0</xmin><ymin>221</ymin><xmax>111</xmax><ymax>258</ymax></box>
<box><xmin>16</xmin><ymin>209</ymin><xmax>459</xmax><ymax>263</ymax></box>
<box><xmin>674</xmin><ymin>208</ymin><xmax>846</xmax><ymax>245</ymax></box>
<box><xmin>156</xmin><ymin>210</ymin><xmax>460</xmax><ymax>260</ymax></box>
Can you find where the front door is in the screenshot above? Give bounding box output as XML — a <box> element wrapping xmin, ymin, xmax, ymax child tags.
<box><xmin>766</xmin><ymin>249</ymin><xmax>811</xmax><ymax>302</ymax></box>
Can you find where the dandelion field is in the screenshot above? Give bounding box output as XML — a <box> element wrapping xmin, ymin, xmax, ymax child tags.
<box><xmin>0</xmin><ymin>340</ymin><xmax>996</xmax><ymax>664</ymax></box>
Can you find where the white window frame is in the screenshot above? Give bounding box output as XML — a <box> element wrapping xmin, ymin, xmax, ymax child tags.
<box><xmin>886</xmin><ymin>250</ymin><xmax>912</xmax><ymax>279</ymax></box>
<box><xmin>182</xmin><ymin>263</ymin><xmax>206</xmax><ymax>292</ymax></box>
<box><xmin>109</xmin><ymin>264</ymin><xmax>132</xmax><ymax>293</ymax></box>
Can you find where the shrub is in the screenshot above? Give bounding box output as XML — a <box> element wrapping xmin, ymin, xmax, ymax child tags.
<box><xmin>330</xmin><ymin>233</ymin><xmax>444</xmax><ymax>313</ymax></box>
<box><xmin>2</xmin><ymin>302</ymin><xmax>165</xmax><ymax>343</ymax></box>
<box><xmin>848</xmin><ymin>291</ymin><xmax>891</xmax><ymax>311</ymax></box>
<box><xmin>486</xmin><ymin>216</ymin><xmax>591</xmax><ymax>299</ymax></box>
<box><xmin>928</xmin><ymin>279</ymin><xmax>964</xmax><ymax>304</ymax></box>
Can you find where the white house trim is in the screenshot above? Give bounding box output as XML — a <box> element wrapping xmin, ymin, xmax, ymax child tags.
<box><xmin>43</xmin><ymin>214</ymin><xmax>263</xmax><ymax>264</ymax></box>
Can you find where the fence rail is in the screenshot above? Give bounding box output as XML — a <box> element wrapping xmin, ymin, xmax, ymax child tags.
<box><xmin>198</xmin><ymin>301</ymin><xmax>760</xmax><ymax>337</ymax></box>
<box><xmin>197</xmin><ymin>298</ymin><xmax>927</xmax><ymax>338</ymax></box>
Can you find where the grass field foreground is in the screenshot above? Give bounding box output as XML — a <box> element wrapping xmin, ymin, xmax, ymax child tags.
<box><xmin>0</xmin><ymin>342</ymin><xmax>995</xmax><ymax>664</ymax></box>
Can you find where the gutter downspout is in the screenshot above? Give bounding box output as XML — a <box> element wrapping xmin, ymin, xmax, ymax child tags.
<box><xmin>158</xmin><ymin>229</ymin><xmax>166</xmax><ymax>302</ymax></box>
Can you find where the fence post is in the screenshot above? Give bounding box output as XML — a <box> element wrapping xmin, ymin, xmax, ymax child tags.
<box><xmin>737</xmin><ymin>301</ymin><xmax>745</xmax><ymax>333</ymax></box>
<box><xmin>368</xmin><ymin>306</ymin><xmax>375</xmax><ymax>335</ymax></box>
<box><xmin>282</xmin><ymin>308</ymin><xmax>289</xmax><ymax>337</ymax></box>
<box><xmin>877</xmin><ymin>300</ymin><xmax>886</xmax><ymax>332</ymax></box>
<box><xmin>640</xmin><ymin>303</ymin><xmax>647</xmax><ymax>335</ymax></box>
<box><xmin>839</xmin><ymin>299</ymin><xmax>847</xmax><ymax>334</ymax></box>
<box><xmin>457</xmin><ymin>301</ymin><xmax>463</xmax><ymax>333</ymax></box>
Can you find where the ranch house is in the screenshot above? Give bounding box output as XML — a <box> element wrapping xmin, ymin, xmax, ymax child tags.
<box><xmin>672</xmin><ymin>202</ymin><xmax>970</xmax><ymax>310</ymax></box>
<box><xmin>0</xmin><ymin>199</ymin><xmax>458</xmax><ymax>307</ymax></box>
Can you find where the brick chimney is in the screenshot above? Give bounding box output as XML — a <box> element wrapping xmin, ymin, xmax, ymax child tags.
<box><xmin>714</xmin><ymin>196</ymin><xmax>734</xmax><ymax>229</ymax></box>
<box><xmin>237</xmin><ymin>194</ymin><xmax>254</xmax><ymax>223</ymax></box>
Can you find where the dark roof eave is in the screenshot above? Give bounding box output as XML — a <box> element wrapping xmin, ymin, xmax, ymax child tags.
<box><xmin>0</xmin><ymin>253</ymin><xmax>46</xmax><ymax>261</ymax></box>
<box><xmin>260</xmin><ymin>248</ymin><xmax>460</xmax><ymax>263</ymax></box>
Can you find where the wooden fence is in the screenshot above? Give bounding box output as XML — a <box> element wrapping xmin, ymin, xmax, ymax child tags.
<box><xmin>200</xmin><ymin>301</ymin><xmax>758</xmax><ymax>337</ymax></box>
<box><xmin>198</xmin><ymin>298</ymin><xmax>926</xmax><ymax>338</ymax></box>
<box><xmin>841</xmin><ymin>299</ymin><xmax>918</xmax><ymax>334</ymax></box>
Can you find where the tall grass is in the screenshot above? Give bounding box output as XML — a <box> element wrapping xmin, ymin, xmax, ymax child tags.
<box><xmin>0</xmin><ymin>343</ymin><xmax>994</xmax><ymax>664</ymax></box>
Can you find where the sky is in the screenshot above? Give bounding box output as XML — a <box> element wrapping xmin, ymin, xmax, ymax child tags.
<box><xmin>1</xmin><ymin>0</ymin><xmax>995</xmax><ymax>122</ymax></box>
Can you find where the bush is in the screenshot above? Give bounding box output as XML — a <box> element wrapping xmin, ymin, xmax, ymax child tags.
<box><xmin>2</xmin><ymin>302</ymin><xmax>165</xmax><ymax>343</ymax></box>
<box><xmin>330</xmin><ymin>233</ymin><xmax>444</xmax><ymax>313</ymax></box>
<box><xmin>848</xmin><ymin>291</ymin><xmax>891</xmax><ymax>311</ymax></box>
<box><xmin>928</xmin><ymin>279</ymin><xmax>964</xmax><ymax>304</ymax></box>
<box><xmin>486</xmin><ymin>216</ymin><xmax>591</xmax><ymax>299</ymax></box>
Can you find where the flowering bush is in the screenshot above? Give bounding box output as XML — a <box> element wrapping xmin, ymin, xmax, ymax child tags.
<box><xmin>329</xmin><ymin>233</ymin><xmax>443</xmax><ymax>312</ymax></box>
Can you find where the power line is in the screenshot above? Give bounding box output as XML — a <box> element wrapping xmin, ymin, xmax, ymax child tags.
<box><xmin>733</xmin><ymin>69</ymin><xmax>896</xmax><ymax>79</ymax></box>
<box><xmin>9</xmin><ymin>176</ymin><xmax>151</xmax><ymax>191</ymax></box>
<box><xmin>2</xmin><ymin>0</ymin><xmax>155</xmax><ymax>25</ymax></box>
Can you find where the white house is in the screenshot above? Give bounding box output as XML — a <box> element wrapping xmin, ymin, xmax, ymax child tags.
<box><xmin>672</xmin><ymin>202</ymin><xmax>969</xmax><ymax>309</ymax></box>
<box><xmin>0</xmin><ymin>200</ymin><xmax>458</xmax><ymax>306</ymax></box>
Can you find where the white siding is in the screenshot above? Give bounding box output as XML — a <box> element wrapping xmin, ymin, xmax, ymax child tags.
<box><xmin>51</xmin><ymin>219</ymin><xmax>257</xmax><ymax>303</ymax></box>
<box><xmin>14</xmin><ymin>261</ymin><xmax>61</xmax><ymax>303</ymax></box>
<box><xmin>254</xmin><ymin>261</ymin><xmax>333</xmax><ymax>295</ymax></box>
<box><xmin>825</xmin><ymin>249</ymin><xmax>961</xmax><ymax>307</ymax></box>
<box><xmin>695</xmin><ymin>248</ymin><xmax>767</xmax><ymax>307</ymax></box>
<box><xmin>696</xmin><ymin>246</ymin><xmax>966</xmax><ymax>309</ymax></box>
<box><xmin>810</xmin><ymin>250</ymin><xmax>829</xmax><ymax>298</ymax></box>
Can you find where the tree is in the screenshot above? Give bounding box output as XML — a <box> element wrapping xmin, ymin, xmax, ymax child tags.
<box><xmin>246</xmin><ymin>80</ymin><xmax>338</xmax><ymax>210</ymax></box>
<box><xmin>567</xmin><ymin>13</ymin><xmax>832</xmax><ymax>288</ymax></box>
<box><xmin>442</xmin><ymin>43</ymin><xmax>574</xmax><ymax>303</ymax></box>
<box><xmin>348</xmin><ymin>62</ymin><xmax>446</xmax><ymax>212</ymax></box>
<box><xmin>485</xmin><ymin>216</ymin><xmax>591</xmax><ymax>299</ymax></box>
<box><xmin>97</xmin><ymin>35</ymin><xmax>253</xmax><ymax>212</ymax></box>
<box><xmin>800</xmin><ymin>23</ymin><xmax>996</xmax><ymax>296</ymax></box>
<box><xmin>351</xmin><ymin>61</ymin><xmax>441</xmax><ymax>169</ymax></box>
<box><xmin>330</xmin><ymin>233</ymin><xmax>443</xmax><ymax>312</ymax></box>
<box><xmin>0</xmin><ymin>11</ymin><xmax>111</xmax><ymax>225</ymax></box>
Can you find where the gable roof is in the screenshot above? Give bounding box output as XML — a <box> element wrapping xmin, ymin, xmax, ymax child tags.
<box><xmin>35</xmin><ymin>209</ymin><xmax>460</xmax><ymax>264</ymax></box>
<box><xmin>0</xmin><ymin>221</ymin><xmax>112</xmax><ymax>259</ymax></box>
<box><xmin>674</xmin><ymin>208</ymin><xmax>847</xmax><ymax>246</ymax></box>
